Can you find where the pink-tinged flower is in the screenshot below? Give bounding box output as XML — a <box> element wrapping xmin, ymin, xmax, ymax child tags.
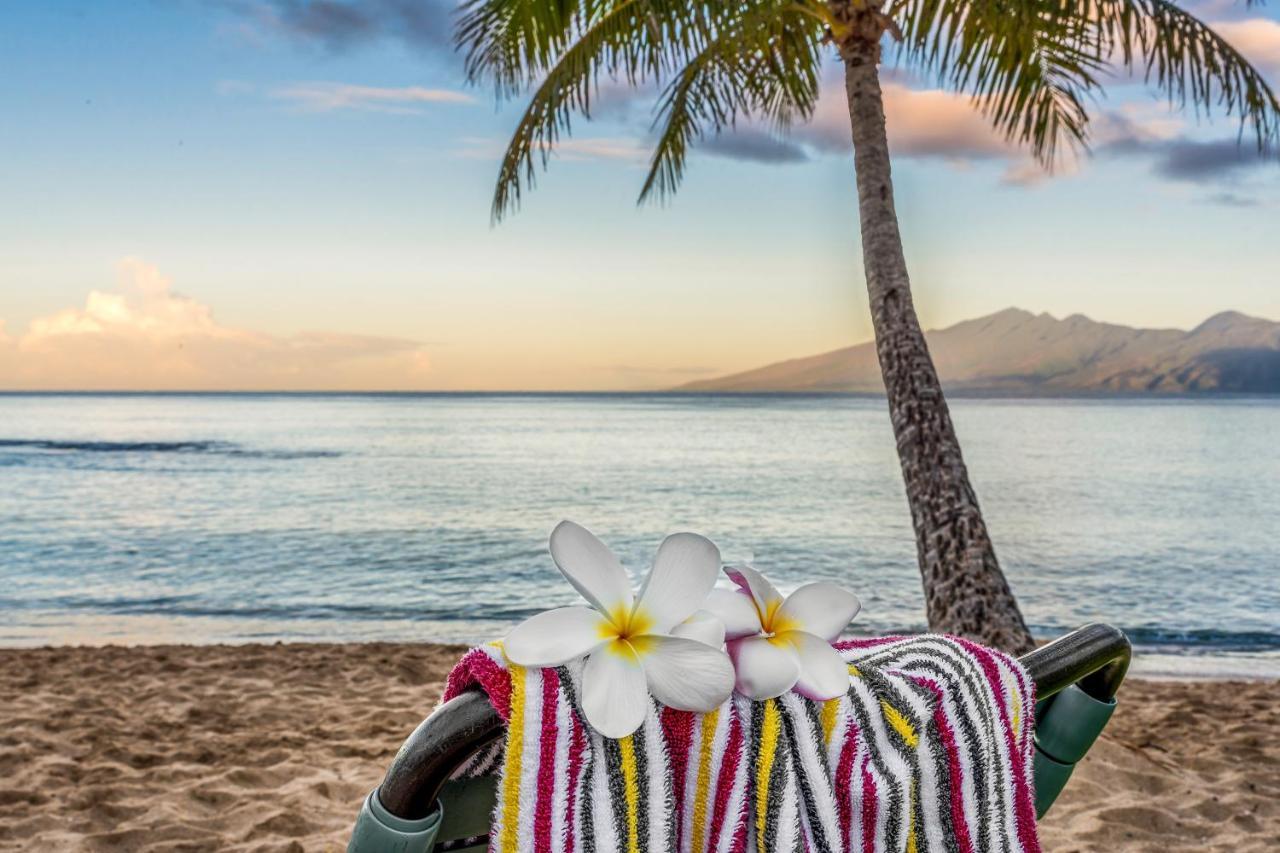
<box><xmin>503</xmin><ymin>521</ymin><xmax>735</xmax><ymax>738</ymax></box>
<box><xmin>706</xmin><ymin>564</ymin><xmax>861</xmax><ymax>701</ymax></box>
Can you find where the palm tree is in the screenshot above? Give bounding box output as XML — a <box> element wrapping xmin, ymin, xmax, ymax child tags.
<box><xmin>456</xmin><ymin>0</ymin><xmax>1279</xmax><ymax>653</ymax></box>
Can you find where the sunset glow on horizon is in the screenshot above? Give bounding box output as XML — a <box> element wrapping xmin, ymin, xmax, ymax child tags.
<box><xmin>4</xmin><ymin>1</ymin><xmax>1280</xmax><ymax>390</ymax></box>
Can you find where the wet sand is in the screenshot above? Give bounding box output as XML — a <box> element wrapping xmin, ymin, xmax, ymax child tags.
<box><xmin>1</xmin><ymin>643</ymin><xmax>1275</xmax><ymax>851</ymax></box>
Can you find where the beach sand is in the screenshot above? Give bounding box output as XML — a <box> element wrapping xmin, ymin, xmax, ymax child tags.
<box><xmin>1</xmin><ymin>644</ymin><xmax>1275</xmax><ymax>852</ymax></box>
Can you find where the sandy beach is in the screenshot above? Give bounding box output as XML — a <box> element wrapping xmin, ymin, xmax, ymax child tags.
<box><xmin>1</xmin><ymin>643</ymin><xmax>1275</xmax><ymax>852</ymax></box>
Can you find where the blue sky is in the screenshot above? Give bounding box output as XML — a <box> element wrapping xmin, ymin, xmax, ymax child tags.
<box><xmin>2</xmin><ymin>0</ymin><xmax>1278</xmax><ymax>389</ymax></box>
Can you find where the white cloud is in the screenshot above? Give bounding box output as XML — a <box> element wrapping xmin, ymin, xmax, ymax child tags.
<box><xmin>270</xmin><ymin>82</ymin><xmax>474</xmax><ymax>113</ymax></box>
<box><xmin>0</xmin><ymin>259</ymin><xmax>434</xmax><ymax>391</ymax></box>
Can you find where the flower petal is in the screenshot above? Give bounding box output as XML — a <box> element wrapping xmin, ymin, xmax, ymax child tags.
<box><xmin>637</xmin><ymin>635</ymin><xmax>735</xmax><ymax>712</ymax></box>
<box><xmin>703</xmin><ymin>588</ymin><xmax>763</xmax><ymax>640</ymax></box>
<box><xmin>503</xmin><ymin>606</ymin><xmax>610</xmax><ymax>667</ymax></box>
<box><xmin>633</xmin><ymin>532</ymin><xmax>721</xmax><ymax>634</ymax></box>
<box><xmin>582</xmin><ymin>639</ymin><xmax>650</xmax><ymax>738</ymax></box>
<box><xmin>726</xmin><ymin>634</ymin><xmax>801</xmax><ymax>700</ymax></box>
<box><xmin>775</xmin><ymin>582</ymin><xmax>861</xmax><ymax>641</ymax></box>
<box><xmin>549</xmin><ymin>520</ymin><xmax>634</xmax><ymax>622</ymax></box>
<box><xmin>780</xmin><ymin>630</ymin><xmax>850</xmax><ymax>701</ymax></box>
<box><xmin>671</xmin><ymin>610</ymin><xmax>726</xmax><ymax>648</ymax></box>
<box><xmin>724</xmin><ymin>564</ymin><xmax>784</xmax><ymax>627</ymax></box>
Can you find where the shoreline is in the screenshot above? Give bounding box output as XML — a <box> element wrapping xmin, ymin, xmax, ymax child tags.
<box><xmin>2</xmin><ymin>642</ymin><xmax>1277</xmax><ymax>851</ymax></box>
<box><xmin>4</xmin><ymin>637</ymin><xmax>1277</xmax><ymax>682</ymax></box>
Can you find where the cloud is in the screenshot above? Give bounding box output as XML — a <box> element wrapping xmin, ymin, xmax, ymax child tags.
<box><xmin>1091</xmin><ymin>105</ymin><xmax>1185</xmax><ymax>147</ymax></box>
<box><xmin>224</xmin><ymin>0</ymin><xmax>455</xmax><ymax>54</ymax></box>
<box><xmin>269</xmin><ymin>81</ymin><xmax>473</xmax><ymax>112</ymax></box>
<box><xmin>702</xmin><ymin>129</ymin><xmax>810</xmax><ymax>164</ymax></box>
<box><xmin>681</xmin><ymin>76</ymin><xmax>1273</xmax><ymax>194</ymax></box>
<box><xmin>1096</xmin><ymin>117</ymin><xmax>1276</xmax><ymax>203</ymax></box>
<box><xmin>1203</xmin><ymin>191</ymin><xmax>1263</xmax><ymax>207</ymax></box>
<box><xmin>1150</xmin><ymin>138</ymin><xmax>1270</xmax><ymax>182</ymax></box>
<box><xmin>456</xmin><ymin>135</ymin><xmax>650</xmax><ymax>163</ymax></box>
<box><xmin>1085</xmin><ymin>98</ymin><xmax>1277</xmax><ymax>201</ymax></box>
<box><xmin>555</xmin><ymin>138</ymin><xmax>650</xmax><ymax>162</ymax></box>
<box><xmin>1101</xmin><ymin>117</ymin><xmax>1275</xmax><ymax>185</ymax></box>
<box><xmin>0</xmin><ymin>260</ymin><xmax>435</xmax><ymax>391</ymax></box>
<box><xmin>794</xmin><ymin>81</ymin><xmax>1014</xmax><ymax>161</ymax></box>
<box><xmin>695</xmin><ymin>79</ymin><xmax>1051</xmax><ymax>181</ymax></box>
<box><xmin>1212</xmin><ymin>18</ymin><xmax>1280</xmax><ymax>76</ymax></box>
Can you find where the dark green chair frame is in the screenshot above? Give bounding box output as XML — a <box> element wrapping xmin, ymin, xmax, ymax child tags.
<box><xmin>349</xmin><ymin>623</ymin><xmax>1130</xmax><ymax>852</ymax></box>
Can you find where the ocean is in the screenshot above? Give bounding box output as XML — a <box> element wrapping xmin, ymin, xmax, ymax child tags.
<box><xmin>2</xmin><ymin>392</ymin><xmax>1277</xmax><ymax>678</ymax></box>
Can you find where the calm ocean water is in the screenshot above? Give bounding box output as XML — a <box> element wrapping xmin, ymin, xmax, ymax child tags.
<box><xmin>1</xmin><ymin>393</ymin><xmax>1277</xmax><ymax>677</ymax></box>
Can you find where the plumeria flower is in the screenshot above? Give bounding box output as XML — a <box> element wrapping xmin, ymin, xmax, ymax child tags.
<box><xmin>503</xmin><ymin>521</ymin><xmax>735</xmax><ymax>738</ymax></box>
<box><xmin>705</xmin><ymin>564</ymin><xmax>861</xmax><ymax>701</ymax></box>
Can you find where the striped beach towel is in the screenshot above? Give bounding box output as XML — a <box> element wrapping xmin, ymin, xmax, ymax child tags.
<box><xmin>440</xmin><ymin>635</ymin><xmax>1040</xmax><ymax>853</ymax></box>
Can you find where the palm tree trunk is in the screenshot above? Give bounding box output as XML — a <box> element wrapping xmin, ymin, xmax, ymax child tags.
<box><xmin>839</xmin><ymin>37</ymin><xmax>1035</xmax><ymax>654</ymax></box>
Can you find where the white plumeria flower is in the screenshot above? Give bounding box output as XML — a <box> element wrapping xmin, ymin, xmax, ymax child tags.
<box><xmin>503</xmin><ymin>521</ymin><xmax>735</xmax><ymax>738</ymax></box>
<box><xmin>705</xmin><ymin>564</ymin><xmax>861</xmax><ymax>701</ymax></box>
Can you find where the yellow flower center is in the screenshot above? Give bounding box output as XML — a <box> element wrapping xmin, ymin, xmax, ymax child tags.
<box><xmin>599</xmin><ymin>604</ymin><xmax>656</xmax><ymax>657</ymax></box>
<box><xmin>759</xmin><ymin>599</ymin><xmax>796</xmax><ymax>639</ymax></box>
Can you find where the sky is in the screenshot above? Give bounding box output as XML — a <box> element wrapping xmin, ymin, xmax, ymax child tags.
<box><xmin>1</xmin><ymin>0</ymin><xmax>1279</xmax><ymax>390</ymax></box>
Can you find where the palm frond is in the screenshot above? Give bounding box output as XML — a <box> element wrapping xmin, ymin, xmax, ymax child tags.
<box><xmin>641</xmin><ymin>3</ymin><xmax>825</xmax><ymax>202</ymax></box>
<box><xmin>483</xmin><ymin>0</ymin><xmax>657</xmax><ymax>217</ymax></box>
<box><xmin>456</xmin><ymin>0</ymin><xmax>579</xmax><ymax>94</ymax></box>
<box><xmin>1092</xmin><ymin>0</ymin><xmax>1280</xmax><ymax>148</ymax></box>
<box><xmin>462</xmin><ymin>0</ymin><xmax>1279</xmax><ymax>215</ymax></box>
<box><xmin>893</xmin><ymin>0</ymin><xmax>1280</xmax><ymax>163</ymax></box>
<box><xmin>894</xmin><ymin>0</ymin><xmax>1110</xmax><ymax>162</ymax></box>
<box><xmin>465</xmin><ymin>0</ymin><xmax>825</xmax><ymax>218</ymax></box>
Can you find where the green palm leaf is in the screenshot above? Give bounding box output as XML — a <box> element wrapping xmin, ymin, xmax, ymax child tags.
<box><xmin>458</xmin><ymin>0</ymin><xmax>1279</xmax><ymax>215</ymax></box>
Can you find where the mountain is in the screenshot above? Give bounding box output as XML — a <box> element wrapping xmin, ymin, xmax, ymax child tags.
<box><xmin>677</xmin><ymin>308</ymin><xmax>1280</xmax><ymax>393</ymax></box>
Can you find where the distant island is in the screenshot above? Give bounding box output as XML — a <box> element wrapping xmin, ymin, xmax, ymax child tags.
<box><xmin>677</xmin><ymin>308</ymin><xmax>1280</xmax><ymax>394</ymax></box>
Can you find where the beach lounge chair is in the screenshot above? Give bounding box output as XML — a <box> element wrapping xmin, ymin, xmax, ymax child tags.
<box><xmin>347</xmin><ymin>623</ymin><xmax>1130</xmax><ymax>852</ymax></box>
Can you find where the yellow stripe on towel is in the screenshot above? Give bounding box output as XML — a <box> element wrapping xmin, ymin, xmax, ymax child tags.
<box><xmin>906</xmin><ymin>781</ymin><xmax>918</xmax><ymax>853</ymax></box>
<box><xmin>755</xmin><ymin>699</ymin><xmax>781</xmax><ymax>850</ymax></box>
<box><xmin>619</xmin><ymin>734</ymin><xmax>641</xmax><ymax>853</ymax></box>
<box><xmin>881</xmin><ymin>699</ymin><xmax>918</xmax><ymax>750</ymax></box>
<box><xmin>820</xmin><ymin>698</ymin><xmax>840</xmax><ymax>746</ymax></box>
<box><xmin>498</xmin><ymin>664</ymin><xmax>526</xmax><ymax>853</ymax></box>
<box><xmin>690</xmin><ymin>709</ymin><xmax>719</xmax><ymax>852</ymax></box>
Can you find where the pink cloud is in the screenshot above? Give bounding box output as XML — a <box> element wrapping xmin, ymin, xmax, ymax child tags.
<box><xmin>0</xmin><ymin>260</ymin><xmax>434</xmax><ymax>391</ymax></box>
<box><xmin>798</xmin><ymin>81</ymin><xmax>1016</xmax><ymax>161</ymax></box>
<box><xmin>270</xmin><ymin>82</ymin><xmax>473</xmax><ymax>113</ymax></box>
<box><xmin>1212</xmin><ymin>18</ymin><xmax>1280</xmax><ymax>76</ymax></box>
<box><xmin>457</xmin><ymin>135</ymin><xmax>649</xmax><ymax>164</ymax></box>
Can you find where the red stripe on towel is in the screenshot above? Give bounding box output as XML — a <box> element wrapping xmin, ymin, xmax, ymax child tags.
<box><xmin>835</xmin><ymin>636</ymin><xmax>905</xmax><ymax>653</ymax></box>
<box><xmin>442</xmin><ymin>647</ymin><xmax>513</xmax><ymax>721</ymax></box>
<box><xmin>834</xmin><ymin>724</ymin><xmax>859</xmax><ymax>852</ymax></box>
<box><xmin>718</xmin><ymin>711</ymin><xmax>748</xmax><ymax>853</ymax></box>
<box><xmin>954</xmin><ymin>638</ymin><xmax>1041</xmax><ymax>853</ymax></box>
<box><xmin>662</xmin><ymin>708</ymin><xmax>696</xmax><ymax>832</ymax></box>
<box><xmin>916</xmin><ymin>675</ymin><xmax>975</xmax><ymax>853</ymax></box>
<box><xmin>533</xmin><ymin>668</ymin><xmax>560</xmax><ymax>852</ymax></box>
<box><xmin>861</xmin><ymin>759</ymin><xmax>878</xmax><ymax>853</ymax></box>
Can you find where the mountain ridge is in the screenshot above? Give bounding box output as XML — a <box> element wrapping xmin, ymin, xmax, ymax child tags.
<box><xmin>676</xmin><ymin>308</ymin><xmax>1280</xmax><ymax>393</ymax></box>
